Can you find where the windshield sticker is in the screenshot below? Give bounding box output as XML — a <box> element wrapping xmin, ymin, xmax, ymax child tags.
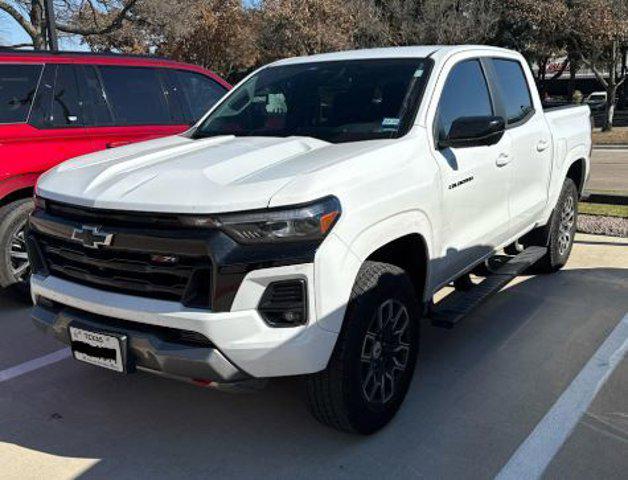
<box><xmin>381</xmin><ymin>118</ymin><xmax>400</xmax><ymax>130</ymax></box>
<box><xmin>413</xmin><ymin>67</ymin><xmax>425</xmax><ymax>77</ymax></box>
<box><xmin>266</xmin><ymin>93</ymin><xmax>288</xmax><ymax>114</ymax></box>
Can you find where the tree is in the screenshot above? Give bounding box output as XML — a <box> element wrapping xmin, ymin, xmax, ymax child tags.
<box><xmin>254</xmin><ymin>0</ymin><xmax>382</xmax><ymax>64</ymax></box>
<box><xmin>79</xmin><ymin>0</ymin><xmax>264</xmax><ymax>82</ymax></box>
<box><xmin>569</xmin><ymin>0</ymin><xmax>628</xmax><ymax>131</ymax></box>
<box><xmin>77</xmin><ymin>0</ymin><xmax>384</xmax><ymax>81</ymax></box>
<box><xmin>79</xmin><ymin>0</ymin><xmax>200</xmax><ymax>54</ymax></box>
<box><xmin>420</xmin><ymin>0</ymin><xmax>500</xmax><ymax>45</ymax></box>
<box><xmin>364</xmin><ymin>0</ymin><xmax>500</xmax><ymax>47</ymax></box>
<box><xmin>0</xmin><ymin>0</ymin><xmax>137</xmax><ymax>50</ymax></box>
<box><xmin>365</xmin><ymin>0</ymin><xmax>422</xmax><ymax>46</ymax></box>
<box><xmin>497</xmin><ymin>0</ymin><xmax>570</xmax><ymax>95</ymax></box>
<box><xmin>163</xmin><ymin>0</ymin><xmax>259</xmax><ymax>82</ymax></box>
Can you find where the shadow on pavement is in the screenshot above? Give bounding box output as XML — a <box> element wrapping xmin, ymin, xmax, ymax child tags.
<box><xmin>1</xmin><ymin>267</ymin><xmax>627</xmax><ymax>479</ymax></box>
<box><xmin>0</xmin><ymin>286</ymin><xmax>30</xmax><ymax>311</ymax></box>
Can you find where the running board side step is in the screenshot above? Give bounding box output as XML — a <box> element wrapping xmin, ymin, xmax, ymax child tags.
<box><xmin>428</xmin><ymin>246</ymin><xmax>547</xmax><ymax>329</ymax></box>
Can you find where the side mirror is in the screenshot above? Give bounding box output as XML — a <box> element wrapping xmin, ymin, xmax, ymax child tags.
<box><xmin>439</xmin><ymin>115</ymin><xmax>505</xmax><ymax>149</ymax></box>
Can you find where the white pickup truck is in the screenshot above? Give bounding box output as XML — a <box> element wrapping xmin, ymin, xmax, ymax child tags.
<box><xmin>29</xmin><ymin>45</ymin><xmax>591</xmax><ymax>434</ymax></box>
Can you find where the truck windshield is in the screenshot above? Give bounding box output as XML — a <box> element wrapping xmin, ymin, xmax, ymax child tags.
<box><xmin>0</xmin><ymin>64</ymin><xmax>42</xmax><ymax>123</ymax></box>
<box><xmin>193</xmin><ymin>58</ymin><xmax>430</xmax><ymax>143</ymax></box>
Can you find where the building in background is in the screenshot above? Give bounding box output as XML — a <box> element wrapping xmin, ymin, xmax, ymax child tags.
<box><xmin>534</xmin><ymin>52</ymin><xmax>627</xmax><ymax>109</ymax></box>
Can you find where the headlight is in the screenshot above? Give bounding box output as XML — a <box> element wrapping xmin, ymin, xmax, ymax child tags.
<box><xmin>179</xmin><ymin>196</ymin><xmax>341</xmax><ymax>244</ymax></box>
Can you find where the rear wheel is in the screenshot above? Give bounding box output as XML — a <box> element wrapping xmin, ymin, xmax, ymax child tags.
<box><xmin>537</xmin><ymin>178</ymin><xmax>578</xmax><ymax>272</ymax></box>
<box><xmin>509</xmin><ymin>178</ymin><xmax>578</xmax><ymax>273</ymax></box>
<box><xmin>305</xmin><ymin>261</ymin><xmax>421</xmax><ymax>434</ymax></box>
<box><xmin>0</xmin><ymin>198</ymin><xmax>34</xmax><ymax>296</ymax></box>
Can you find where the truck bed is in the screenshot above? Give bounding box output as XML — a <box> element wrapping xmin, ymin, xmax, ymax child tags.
<box><xmin>544</xmin><ymin>104</ymin><xmax>591</xmax><ymax>150</ymax></box>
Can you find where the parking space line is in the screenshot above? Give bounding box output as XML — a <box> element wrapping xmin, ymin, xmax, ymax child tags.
<box><xmin>495</xmin><ymin>312</ymin><xmax>628</xmax><ymax>480</ymax></box>
<box><xmin>0</xmin><ymin>348</ymin><xmax>71</xmax><ymax>383</ymax></box>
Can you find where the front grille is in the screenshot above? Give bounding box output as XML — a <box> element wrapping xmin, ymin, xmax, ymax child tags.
<box><xmin>36</xmin><ymin>234</ymin><xmax>211</xmax><ymax>307</ymax></box>
<box><xmin>46</xmin><ymin>201</ymin><xmax>186</xmax><ymax>229</ymax></box>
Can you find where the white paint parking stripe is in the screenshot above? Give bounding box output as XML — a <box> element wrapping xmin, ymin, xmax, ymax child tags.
<box><xmin>0</xmin><ymin>348</ymin><xmax>71</xmax><ymax>383</ymax></box>
<box><xmin>495</xmin><ymin>313</ymin><xmax>628</xmax><ymax>480</ymax></box>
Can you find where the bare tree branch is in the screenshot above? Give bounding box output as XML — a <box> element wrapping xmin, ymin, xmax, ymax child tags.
<box><xmin>579</xmin><ymin>54</ymin><xmax>609</xmax><ymax>90</ymax></box>
<box><xmin>0</xmin><ymin>0</ymin><xmax>39</xmax><ymax>39</ymax></box>
<box><xmin>56</xmin><ymin>0</ymin><xmax>137</xmax><ymax>35</ymax></box>
<box><xmin>87</xmin><ymin>0</ymin><xmax>101</xmax><ymax>29</ymax></box>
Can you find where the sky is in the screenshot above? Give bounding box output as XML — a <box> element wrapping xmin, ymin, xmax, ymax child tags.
<box><xmin>1</xmin><ymin>9</ymin><xmax>87</xmax><ymax>50</ymax></box>
<box><xmin>1</xmin><ymin>11</ymin><xmax>32</xmax><ymax>47</ymax></box>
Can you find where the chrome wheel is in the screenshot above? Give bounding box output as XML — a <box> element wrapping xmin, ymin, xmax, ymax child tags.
<box><xmin>557</xmin><ymin>194</ymin><xmax>575</xmax><ymax>256</ymax></box>
<box><xmin>360</xmin><ymin>299</ymin><xmax>411</xmax><ymax>404</ymax></box>
<box><xmin>9</xmin><ymin>219</ymin><xmax>29</xmax><ymax>282</ymax></box>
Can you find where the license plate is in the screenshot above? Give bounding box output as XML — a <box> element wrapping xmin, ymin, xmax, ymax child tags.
<box><xmin>69</xmin><ymin>326</ymin><xmax>125</xmax><ymax>373</ymax></box>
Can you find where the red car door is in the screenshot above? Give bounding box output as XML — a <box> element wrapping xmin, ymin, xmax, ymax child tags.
<box><xmin>22</xmin><ymin>63</ymin><xmax>97</xmax><ymax>175</ymax></box>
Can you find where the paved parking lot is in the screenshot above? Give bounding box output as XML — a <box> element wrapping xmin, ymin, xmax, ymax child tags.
<box><xmin>0</xmin><ymin>233</ymin><xmax>626</xmax><ymax>480</ymax></box>
<box><xmin>589</xmin><ymin>147</ymin><xmax>628</xmax><ymax>192</ymax></box>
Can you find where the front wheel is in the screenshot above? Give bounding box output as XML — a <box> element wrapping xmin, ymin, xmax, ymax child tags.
<box><xmin>305</xmin><ymin>261</ymin><xmax>421</xmax><ymax>434</ymax></box>
<box><xmin>0</xmin><ymin>198</ymin><xmax>34</xmax><ymax>296</ymax></box>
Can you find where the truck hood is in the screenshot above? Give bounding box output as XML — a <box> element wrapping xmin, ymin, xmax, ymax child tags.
<box><xmin>36</xmin><ymin>135</ymin><xmax>342</xmax><ymax>213</ymax></box>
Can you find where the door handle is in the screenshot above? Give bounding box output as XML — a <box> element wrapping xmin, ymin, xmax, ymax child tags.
<box><xmin>496</xmin><ymin>153</ymin><xmax>511</xmax><ymax>167</ymax></box>
<box><xmin>537</xmin><ymin>139</ymin><xmax>549</xmax><ymax>152</ymax></box>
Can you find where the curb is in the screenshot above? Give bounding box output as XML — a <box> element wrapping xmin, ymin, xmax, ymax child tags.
<box><xmin>592</xmin><ymin>144</ymin><xmax>628</xmax><ymax>150</ymax></box>
<box><xmin>581</xmin><ymin>192</ymin><xmax>628</xmax><ymax>206</ymax></box>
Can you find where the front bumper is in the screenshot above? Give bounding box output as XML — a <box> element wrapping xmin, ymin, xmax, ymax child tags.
<box><xmin>32</xmin><ymin>300</ymin><xmax>250</xmax><ymax>383</ymax></box>
<box><xmin>30</xmin><ymin>267</ymin><xmax>340</xmax><ymax>379</ymax></box>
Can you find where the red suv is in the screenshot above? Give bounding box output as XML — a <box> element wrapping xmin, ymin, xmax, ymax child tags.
<box><xmin>0</xmin><ymin>50</ymin><xmax>230</xmax><ymax>293</ymax></box>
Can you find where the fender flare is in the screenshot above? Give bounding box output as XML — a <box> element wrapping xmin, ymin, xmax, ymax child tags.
<box><xmin>348</xmin><ymin>209</ymin><xmax>433</xmax><ymax>264</ymax></box>
<box><xmin>315</xmin><ymin>210</ymin><xmax>433</xmax><ymax>333</ymax></box>
<box><xmin>541</xmin><ymin>143</ymin><xmax>590</xmax><ymax>225</ymax></box>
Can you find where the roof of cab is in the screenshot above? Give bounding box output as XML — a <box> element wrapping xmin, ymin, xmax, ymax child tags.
<box><xmin>0</xmin><ymin>49</ymin><xmax>231</xmax><ymax>88</ymax></box>
<box><xmin>270</xmin><ymin>45</ymin><xmax>517</xmax><ymax>67</ymax></box>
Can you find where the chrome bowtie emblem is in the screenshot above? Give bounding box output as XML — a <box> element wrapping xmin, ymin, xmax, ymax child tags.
<box><xmin>71</xmin><ymin>225</ymin><xmax>113</xmax><ymax>249</ymax></box>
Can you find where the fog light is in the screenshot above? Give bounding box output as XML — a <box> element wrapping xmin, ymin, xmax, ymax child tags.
<box><xmin>258</xmin><ymin>280</ymin><xmax>307</xmax><ymax>327</ymax></box>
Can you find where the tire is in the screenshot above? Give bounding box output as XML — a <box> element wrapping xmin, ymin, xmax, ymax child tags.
<box><xmin>534</xmin><ymin>178</ymin><xmax>578</xmax><ymax>273</ymax></box>
<box><xmin>0</xmin><ymin>198</ymin><xmax>34</xmax><ymax>296</ymax></box>
<box><xmin>305</xmin><ymin>261</ymin><xmax>421</xmax><ymax>434</ymax></box>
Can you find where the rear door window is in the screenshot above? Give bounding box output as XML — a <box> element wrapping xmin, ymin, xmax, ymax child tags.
<box><xmin>173</xmin><ymin>70</ymin><xmax>227</xmax><ymax>122</ymax></box>
<box><xmin>489</xmin><ymin>59</ymin><xmax>534</xmax><ymax>125</ymax></box>
<box><xmin>51</xmin><ymin>65</ymin><xmax>83</xmax><ymax>126</ymax></box>
<box><xmin>436</xmin><ymin>60</ymin><xmax>493</xmax><ymax>139</ymax></box>
<box><xmin>80</xmin><ymin>66</ymin><xmax>114</xmax><ymax>126</ymax></box>
<box><xmin>97</xmin><ymin>66</ymin><xmax>172</xmax><ymax>125</ymax></box>
<box><xmin>0</xmin><ymin>64</ymin><xmax>42</xmax><ymax>123</ymax></box>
